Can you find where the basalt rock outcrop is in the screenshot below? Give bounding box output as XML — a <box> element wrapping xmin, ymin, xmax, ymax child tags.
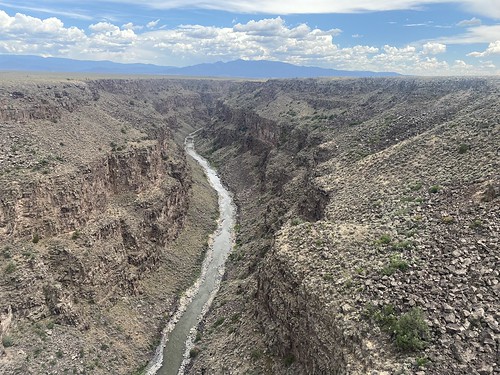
<box><xmin>189</xmin><ymin>77</ymin><xmax>499</xmax><ymax>375</ymax></box>
<box><xmin>1</xmin><ymin>75</ymin><xmax>498</xmax><ymax>375</ymax></box>
<box><xmin>0</xmin><ymin>76</ymin><xmax>227</xmax><ymax>374</ymax></box>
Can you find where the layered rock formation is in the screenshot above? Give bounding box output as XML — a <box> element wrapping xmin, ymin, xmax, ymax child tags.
<box><xmin>189</xmin><ymin>78</ymin><xmax>499</xmax><ymax>375</ymax></box>
<box><xmin>1</xmin><ymin>75</ymin><xmax>498</xmax><ymax>375</ymax></box>
<box><xmin>0</xmin><ymin>76</ymin><xmax>225</xmax><ymax>374</ymax></box>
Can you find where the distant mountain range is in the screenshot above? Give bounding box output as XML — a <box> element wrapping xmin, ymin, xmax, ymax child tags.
<box><xmin>0</xmin><ymin>54</ymin><xmax>400</xmax><ymax>78</ymax></box>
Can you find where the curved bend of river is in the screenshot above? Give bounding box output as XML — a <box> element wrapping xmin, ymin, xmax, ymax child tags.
<box><xmin>145</xmin><ymin>132</ymin><xmax>236</xmax><ymax>375</ymax></box>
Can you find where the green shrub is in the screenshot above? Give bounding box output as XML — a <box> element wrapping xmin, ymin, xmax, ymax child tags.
<box><xmin>373</xmin><ymin>304</ymin><xmax>397</xmax><ymax>329</ymax></box>
<box><xmin>194</xmin><ymin>332</ymin><xmax>202</xmax><ymax>343</ymax></box>
<box><xmin>415</xmin><ymin>357</ymin><xmax>430</xmax><ymax>367</ymax></box>
<box><xmin>394</xmin><ymin>308</ymin><xmax>430</xmax><ymax>351</ymax></box>
<box><xmin>458</xmin><ymin>144</ymin><xmax>469</xmax><ymax>154</ymax></box>
<box><xmin>284</xmin><ymin>354</ymin><xmax>295</xmax><ymax>367</ymax></box>
<box><xmin>1</xmin><ymin>247</ymin><xmax>11</xmax><ymax>259</ymax></box>
<box><xmin>250</xmin><ymin>349</ymin><xmax>263</xmax><ymax>360</ymax></box>
<box><xmin>2</xmin><ymin>335</ymin><xmax>13</xmax><ymax>347</ymax></box>
<box><xmin>410</xmin><ymin>182</ymin><xmax>423</xmax><ymax>191</ymax></box>
<box><xmin>428</xmin><ymin>185</ymin><xmax>441</xmax><ymax>194</ymax></box>
<box><xmin>392</xmin><ymin>240</ymin><xmax>413</xmax><ymax>251</ymax></box>
<box><xmin>213</xmin><ymin>317</ymin><xmax>225</xmax><ymax>328</ymax></box>
<box><xmin>4</xmin><ymin>261</ymin><xmax>16</xmax><ymax>274</ymax></box>
<box><xmin>470</xmin><ymin>219</ymin><xmax>483</xmax><ymax>229</ymax></box>
<box><xmin>32</xmin><ymin>233</ymin><xmax>40</xmax><ymax>244</ymax></box>
<box><xmin>382</xmin><ymin>254</ymin><xmax>409</xmax><ymax>275</ymax></box>
<box><xmin>371</xmin><ymin>305</ymin><xmax>429</xmax><ymax>352</ymax></box>
<box><xmin>376</xmin><ymin>234</ymin><xmax>392</xmax><ymax>245</ymax></box>
<box><xmin>189</xmin><ymin>347</ymin><xmax>200</xmax><ymax>358</ymax></box>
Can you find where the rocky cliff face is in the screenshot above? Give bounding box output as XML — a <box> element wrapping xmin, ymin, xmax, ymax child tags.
<box><xmin>189</xmin><ymin>77</ymin><xmax>499</xmax><ymax>375</ymax></box>
<box><xmin>0</xmin><ymin>76</ymin><xmax>226</xmax><ymax>374</ymax></box>
<box><xmin>1</xmin><ymin>75</ymin><xmax>498</xmax><ymax>375</ymax></box>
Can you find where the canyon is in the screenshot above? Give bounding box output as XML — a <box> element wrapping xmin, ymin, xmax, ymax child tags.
<box><xmin>0</xmin><ymin>74</ymin><xmax>499</xmax><ymax>375</ymax></box>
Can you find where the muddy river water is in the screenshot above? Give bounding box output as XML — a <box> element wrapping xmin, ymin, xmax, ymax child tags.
<box><xmin>146</xmin><ymin>134</ymin><xmax>236</xmax><ymax>375</ymax></box>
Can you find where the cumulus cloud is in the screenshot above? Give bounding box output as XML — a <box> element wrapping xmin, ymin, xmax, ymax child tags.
<box><xmin>0</xmin><ymin>10</ymin><xmax>496</xmax><ymax>76</ymax></box>
<box><xmin>467</xmin><ymin>40</ymin><xmax>500</xmax><ymax>57</ymax></box>
<box><xmin>457</xmin><ymin>17</ymin><xmax>482</xmax><ymax>27</ymax></box>
<box><xmin>422</xmin><ymin>42</ymin><xmax>447</xmax><ymax>54</ymax></box>
<box><xmin>122</xmin><ymin>22</ymin><xmax>143</xmax><ymax>30</ymax></box>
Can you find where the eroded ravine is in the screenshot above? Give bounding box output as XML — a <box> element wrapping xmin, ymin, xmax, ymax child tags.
<box><xmin>146</xmin><ymin>133</ymin><xmax>236</xmax><ymax>375</ymax></box>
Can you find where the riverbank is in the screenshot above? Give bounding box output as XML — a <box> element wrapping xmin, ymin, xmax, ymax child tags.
<box><xmin>146</xmin><ymin>137</ymin><xmax>235</xmax><ymax>375</ymax></box>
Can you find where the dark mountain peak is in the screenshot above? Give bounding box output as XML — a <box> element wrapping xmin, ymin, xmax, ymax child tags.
<box><xmin>0</xmin><ymin>54</ymin><xmax>400</xmax><ymax>78</ymax></box>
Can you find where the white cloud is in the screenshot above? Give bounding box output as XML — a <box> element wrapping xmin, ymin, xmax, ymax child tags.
<box><xmin>0</xmin><ymin>10</ymin><xmax>498</xmax><ymax>76</ymax></box>
<box><xmin>0</xmin><ymin>1</ymin><xmax>93</xmax><ymax>20</ymax></box>
<box><xmin>422</xmin><ymin>42</ymin><xmax>447</xmax><ymax>54</ymax></box>
<box><xmin>434</xmin><ymin>24</ymin><xmax>500</xmax><ymax>44</ymax></box>
<box><xmin>92</xmin><ymin>0</ymin><xmax>500</xmax><ymax>18</ymax></box>
<box><xmin>457</xmin><ymin>17</ymin><xmax>482</xmax><ymax>27</ymax></box>
<box><xmin>147</xmin><ymin>19</ymin><xmax>160</xmax><ymax>29</ymax></box>
<box><xmin>122</xmin><ymin>22</ymin><xmax>143</xmax><ymax>30</ymax></box>
<box><xmin>467</xmin><ymin>40</ymin><xmax>500</xmax><ymax>57</ymax></box>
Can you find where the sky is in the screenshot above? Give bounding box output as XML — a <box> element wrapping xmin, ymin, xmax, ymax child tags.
<box><xmin>0</xmin><ymin>0</ymin><xmax>499</xmax><ymax>75</ymax></box>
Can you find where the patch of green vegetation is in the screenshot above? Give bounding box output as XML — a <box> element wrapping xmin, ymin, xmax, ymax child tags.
<box><xmin>291</xmin><ymin>217</ymin><xmax>304</xmax><ymax>226</ymax></box>
<box><xmin>284</xmin><ymin>353</ymin><xmax>295</xmax><ymax>367</ymax></box>
<box><xmin>441</xmin><ymin>215</ymin><xmax>455</xmax><ymax>224</ymax></box>
<box><xmin>322</xmin><ymin>273</ymin><xmax>334</xmax><ymax>281</ymax></box>
<box><xmin>71</xmin><ymin>230</ymin><xmax>80</xmax><ymax>240</ymax></box>
<box><xmin>4</xmin><ymin>261</ymin><xmax>16</xmax><ymax>274</ymax></box>
<box><xmin>230</xmin><ymin>313</ymin><xmax>241</xmax><ymax>324</ymax></box>
<box><xmin>194</xmin><ymin>331</ymin><xmax>202</xmax><ymax>343</ymax></box>
<box><xmin>381</xmin><ymin>254</ymin><xmax>409</xmax><ymax>276</ymax></box>
<box><xmin>391</xmin><ymin>240</ymin><xmax>414</xmax><ymax>251</ymax></box>
<box><xmin>470</xmin><ymin>219</ymin><xmax>484</xmax><ymax>229</ymax></box>
<box><xmin>32</xmin><ymin>233</ymin><xmax>40</xmax><ymax>244</ymax></box>
<box><xmin>428</xmin><ymin>185</ymin><xmax>441</xmax><ymax>194</ymax></box>
<box><xmin>33</xmin><ymin>322</ymin><xmax>47</xmax><ymax>340</ymax></box>
<box><xmin>250</xmin><ymin>349</ymin><xmax>263</xmax><ymax>360</ymax></box>
<box><xmin>355</xmin><ymin>267</ymin><xmax>366</xmax><ymax>275</ymax></box>
<box><xmin>415</xmin><ymin>357</ymin><xmax>430</xmax><ymax>368</ymax></box>
<box><xmin>458</xmin><ymin>144</ymin><xmax>470</xmax><ymax>154</ymax></box>
<box><xmin>33</xmin><ymin>347</ymin><xmax>42</xmax><ymax>358</ymax></box>
<box><xmin>22</xmin><ymin>249</ymin><xmax>35</xmax><ymax>259</ymax></box>
<box><xmin>131</xmin><ymin>364</ymin><xmax>147</xmax><ymax>375</ymax></box>
<box><xmin>375</xmin><ymin>234</ymin><xmax>392</xmax><ymax>245</ymax></box>
<box><xmin>368</xmin><ymin>305</ymin><xmax>429</xmax><ymax>352</ymax></box>
<box><xmin>213</xmin><ymin>317</ymin><xmax>225</xmax><ymax>328</ymax></box>
<box><xmin>2</xmin><ymin>247</ymin><xmax>12</xmax><ymax>259</ymax></box>
<box><xmin>2</xmin><ymin>335</ymin><xmax>13</xmax><ymax>347</ymax></box>
<box><xmin>394</xmin><ymin>308</ymin><xmax>430</xmax><ymax>351</ymax></box>
<box><xmin>409</xmin><ymin>182</ymin><xmax>423</xmax><ymax>191</ymax></box>
<box><xmin>56</xmin><ymin>350</ymin><xmax>64</xmax><ymax>358</ymax></box>
<box><xmin>228</xmin><ymin>250</ymin><xmax>243</xmax><ymax>262</ymax></box>
<box><xmin>189</xmin><ymin>347</ymin><xmax>200</xmax><ymax>358</ymax></box>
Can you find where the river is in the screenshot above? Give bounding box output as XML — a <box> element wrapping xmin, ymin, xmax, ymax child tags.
<box><xmin>145</xmin><ymin>133</ymin><xmax>236</xmax><ymax>375</ymax></box>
